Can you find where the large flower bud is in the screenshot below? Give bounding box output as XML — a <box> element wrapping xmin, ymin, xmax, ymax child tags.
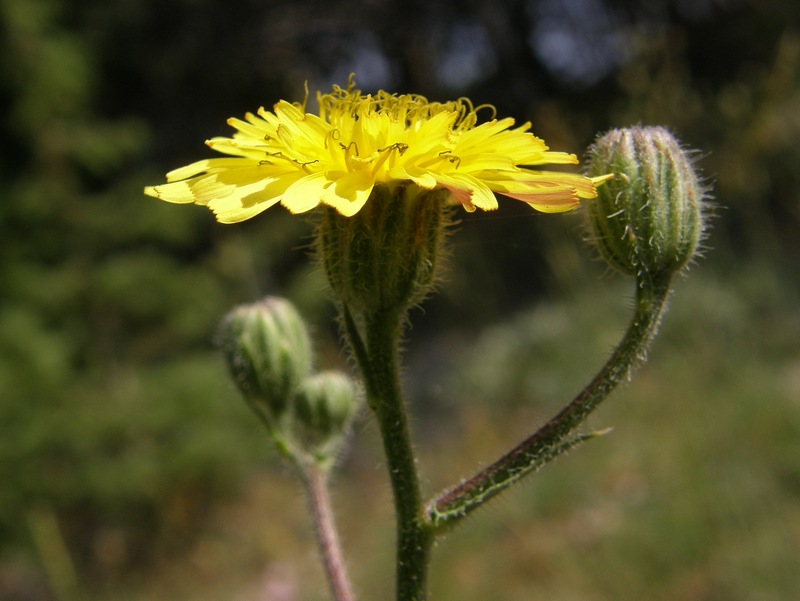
<box><xmin>217</xmin><ymin>297</ymin><xmax>312</xmax><ymax>423</ymax></box>
<box><xmin>586</xmin><ymin>127</ymin><xmax>707</xmax><ymax>278</ymax></box>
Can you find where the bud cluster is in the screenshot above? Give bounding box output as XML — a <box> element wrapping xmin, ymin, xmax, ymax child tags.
<box><xmin>218</xmin><ymin>297</ymin><xmax>359</xmax><ymax>467</ymax></box>
<box><xmin>586</xmin><ymin>126</ymin><xmax>707</xmax><ymax>278</ymax></box>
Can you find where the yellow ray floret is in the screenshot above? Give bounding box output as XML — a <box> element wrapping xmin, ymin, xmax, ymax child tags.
<box><xmin>145</xmin><ymin>78</ymin><xmax>612</xmax><ymax>223</ymax></box>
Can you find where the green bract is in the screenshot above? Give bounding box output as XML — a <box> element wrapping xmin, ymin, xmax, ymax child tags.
<box><xmin>587</xmin><ymin>126</ymin><xmax>706</xmax><ymax>278</ymax></box>
<box><xmin>317</xmin><ymin>183</ymin><xmax>450</xmax><ymax>317</ymax></box>
<box><xmin>295</xmin><ymin>371</ymin><xmax>359</xmax><ymax>464</ymax></box>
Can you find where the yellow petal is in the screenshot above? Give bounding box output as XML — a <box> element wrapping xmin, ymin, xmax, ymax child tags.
<box><xmin>205</xmin><ymin>137</ymin><xmax>271</xmax><ymax>159</ymax></box>
<box><xmin>280</xmin><ymin>173</ymin><xmax>329</xmax><ymax>214</ymax></box>
<box><xmin>321</xmin><ymin>171</ymin><xmax>375</xmax><ymax>216</ymax></box>
<box><xmin>591</xmin><ymin>173</ymin><xmax>616</xmax><ymax>186</ymax></box>
<box><xmin>144</xmin><ymin>181</ymin><xmax>196</xmax><ymax>204</ymax></box>
<box><xmin>208</xmin><ymin>197</ymin><xmax>280</xmax><ymax>223</ymax></box>
<box><xmin>486</xmin><ymin>170</ymin><xmax>600</xmax><ymax>199</ymax></box>
<box><xmin>434</xmin><ymin>172</ymin><xmax>498</xmax><ymax>211</ymax></box>
<box><xmin>164</xmin><ymin>158</ymin><xmax>244</xmax><ymax>182</ymax></box>
<box><xmin>523</xmin><ymin>151</ymin><xmax>579</xmax><ymax>166</ymax></box>
<box><xmin>498</xmin><ymin>189</ymin><xmax>581</xmax><ymax>213</ymax></box>
<box><xmin>146</xmin><ymin>81</ymin><xmax>608</xmax><ymax>221</ymax></box>
<box><xmin>387</xmin><ymin>165</ymin><xmax>438</xmax><ymax>189</ymax></box>
<box><xmin>206</xmin><ymin>171</ymin><xmax>305</xmax><ymax>222</ymax></box>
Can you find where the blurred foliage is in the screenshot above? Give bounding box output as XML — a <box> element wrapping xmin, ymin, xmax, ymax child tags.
<box><xmin>420</xmin><ymin>264</ymin><xmax>800</xmax><ymax>601</ymax></box>
<box><xmin>0</xmin><ymin>0</ymin><xmax>319</xmax><ymax>590</ymax></box>
<box><xmin>1</xmin><ymin>0</ymin><xmax>798</xmax><ymax>599</ymax></box>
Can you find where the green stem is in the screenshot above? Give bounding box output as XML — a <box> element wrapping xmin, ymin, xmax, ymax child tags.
<box><xmin>302</xmin><ymin>463</ymin><xmax>357</xmax><ymax>601</ymax></box>
<box><xmin>342</xmin><ymin>304</ymin><xmax>433</xmax><ymax>601</ymax></box>
<box><xmin>428</xmin><ymin>270</ymin><xmax>673</xmax><ymax>530</ymax></box>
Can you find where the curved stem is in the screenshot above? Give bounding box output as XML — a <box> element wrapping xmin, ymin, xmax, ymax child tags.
<box><xmin>302</xmin><ymin>463</ymin><xmax>356</xmax><ymax>601</ymax></box>
<box><xmin>428</xmin><ymin>270</ymin><xmax>673</xmax><ymax>530</ymax></box>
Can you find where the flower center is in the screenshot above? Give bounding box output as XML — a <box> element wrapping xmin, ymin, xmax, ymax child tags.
<box><xmin>316</xmin><ymin>75</ymin><xmax>494</xmax><ymax>134</ymax></box>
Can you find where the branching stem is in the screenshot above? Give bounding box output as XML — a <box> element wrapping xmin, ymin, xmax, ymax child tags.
<box><xmin>428</xmin><ymin>270</ymin><xmax>673</xmax><ymax>529</ymax></box>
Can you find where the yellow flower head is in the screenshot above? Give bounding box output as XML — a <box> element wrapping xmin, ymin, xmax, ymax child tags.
<box><xmin>145</xmin><ymin>78</ymin><xmax>610</xmax><ymax>223</ymax></box>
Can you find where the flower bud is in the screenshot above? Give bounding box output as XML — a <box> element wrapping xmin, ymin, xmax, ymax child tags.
<box><xmin>294</xmin><ymin>371</ymin><xmax>359</xmax><ymax>464</ymax></box>
<box><xmin>316</xmin><ymin>183</ymin><xmax>450</xmax><ymax>316</ymax></box>
<box><xmin>586</xmin><ymin>127</ymin><xmax>706</xmax><ymax>277</ymax></box>
<box><xmin>217</xmin><ymin>297</ymin><xmax>312</xmax><ymax>422</ymax></box>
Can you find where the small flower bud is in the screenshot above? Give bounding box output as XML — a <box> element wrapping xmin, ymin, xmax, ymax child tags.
<box><xmin>316</xmin><ymin>183</ymin><xmax>450</xmax><ymax>316</ymax></box>
<box><xmin>294</xmin><ymin>371</ymin><xmax>359</xmax><ymax>464</ymax></box>
<box><xmin>586</xmin><ymin>127</ymin><xmax>706</xmax><ymax>278</ymax></box>
<box><xmin>217</xmin><ymin>297</ymin><xmax>313</xmax><ymax>422</ymax></box>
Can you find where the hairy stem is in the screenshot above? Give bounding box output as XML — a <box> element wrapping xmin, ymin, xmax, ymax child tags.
<box><xmin>302</xmin><ymin>463</ymin><xmax>357</xmax><ymax>601</ymax></box>
<box><xmin>428</xmin><ymin>271</ymin><xmax>673</xmax><ymax>529</ymax></box>
<box><xmin>342</xmin><ymin>304</ymin><xmax>433</xmax><ymax>601</ymax></box>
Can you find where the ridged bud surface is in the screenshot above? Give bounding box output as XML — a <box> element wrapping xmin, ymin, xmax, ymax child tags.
<box><xmin>294</xmin><ymin>371</ymin><xmax>359</xmax><ymax>462</ymax></box>
<box><xmin>218</xmin><ymin>297</ymin><xmax>312</xmax><ymax>421</ymax></box>
<box><xmin>317</xmin><ymin>183</ymin><xmax>449</xmax><ymax>316</ymax></box>
<box><xmin>586</xmin><ymin>127</ymin><xmax>705</xmax><ymax>277</ymax></box>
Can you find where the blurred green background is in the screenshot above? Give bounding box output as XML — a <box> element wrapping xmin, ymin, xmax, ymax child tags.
<box><xmin>1</xmin><ymin>0</ymin><xmax>799</xmax><ymax>599</ymax></box>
